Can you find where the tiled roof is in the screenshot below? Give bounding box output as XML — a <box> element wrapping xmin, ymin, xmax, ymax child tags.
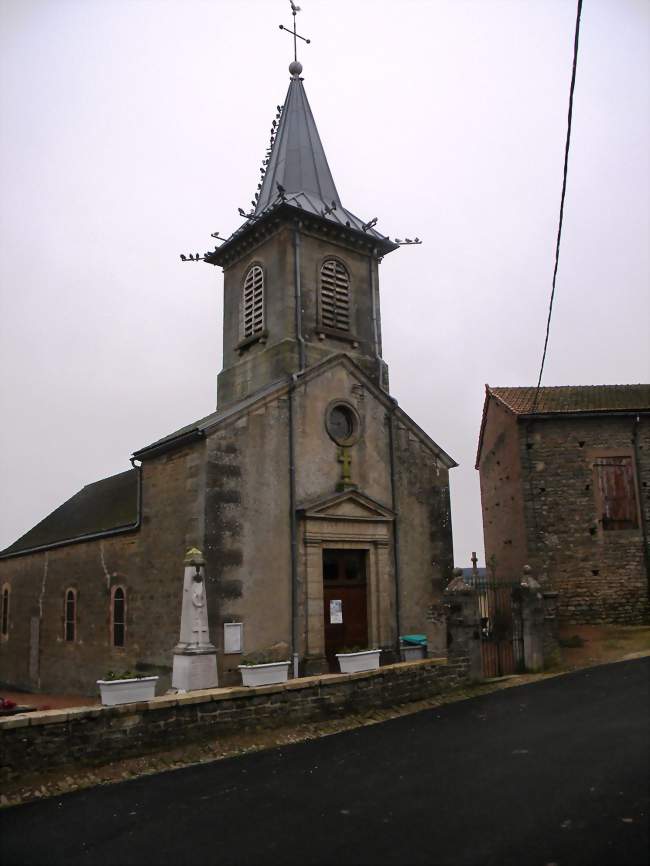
<box><xmin>489</xmin><ymin>384</ymin><xmax>650</xmax><ymax>415</ymax></box>
<box><xmin>1</xmin><ymin>469</ymin><xmax>139</xmax><ymax>558</ymax></box>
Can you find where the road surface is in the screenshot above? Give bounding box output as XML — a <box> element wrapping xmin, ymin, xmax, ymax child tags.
<box><xmin>1</xmin><ymin>658</ymin><xmax>648</xmax><ymax>865</ymax></box>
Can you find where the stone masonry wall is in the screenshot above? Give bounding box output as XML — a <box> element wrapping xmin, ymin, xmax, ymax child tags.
<box><xmin>0</xmin><ymin>442</ymin><xmax>207</xmax><ymax>696</ymax></box>
<box><xmin>520</xmin><ymin>415</ymin><xmax>649</xmax><ymax>624</ymax></box>
<box><xmin>478</xmin><ymin>398</ymin><xmax>529</xmax><ymax>580</ymax></box>
<box><xmin>393</xmin><ymin>420</ymin><xmax>454</xmax><ymax>655</ymax></box>
<box><xmin>0</xmin><ymin>655</ymin><xmax>469</xmax><ymax>782</ymax></box>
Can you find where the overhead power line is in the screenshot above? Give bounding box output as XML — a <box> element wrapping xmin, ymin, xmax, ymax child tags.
<box><xmin>532</xmin><ymin>0</ymin><xmax>583</xmax><ymax>413</ymax></box>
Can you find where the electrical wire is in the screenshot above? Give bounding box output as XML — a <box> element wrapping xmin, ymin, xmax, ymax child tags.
<box><xmin>531</xmin><ymin>0</ymin><xmax>583</xmax><ymax>414</ymax></box>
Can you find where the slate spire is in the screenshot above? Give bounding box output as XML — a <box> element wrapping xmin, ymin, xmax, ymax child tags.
<box><xmin>255</xmin><ymin>64</ymin><xmax>341</xmax><ymax>215</ymax></box>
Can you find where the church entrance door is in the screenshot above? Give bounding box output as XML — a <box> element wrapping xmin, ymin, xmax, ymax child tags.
<box><xmin>322</xmin><ymin>549</ymin><xmax>368</xmax><ymax>671</ymax></box>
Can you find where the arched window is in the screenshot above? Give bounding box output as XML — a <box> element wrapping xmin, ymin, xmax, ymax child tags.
<box><xmin>241</xmin><ymin>265</ymin><xmax>265</xmax><ymax>340</ymax></box>
<box><xmin>320</xmin><ymin>259</ymin><xmax>350</xmax><ymax>332</ymax></box>
<box><xmin>1</xmin><ymin>585</ymin><xmax>9</xmax><ymax>639</ymax></box>
<box><xmin>64</xmin><ymin>588</ymin><xmax>77</xmax><ymax>642</ymax></box>
<box><xmin>112</xmin><ymin>586</ymin><xmax>126</xmax><ymax>647</ymax></box>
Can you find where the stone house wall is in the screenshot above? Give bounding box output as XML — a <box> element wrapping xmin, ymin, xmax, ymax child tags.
<box><xmin>520</xmin><ymin>415</ymin><xmax>649</xmax><ymax>624</ymax></box>
<box><xmin>477</xmin><ymin>396</ymin><xmax>529</xmax><ymax>580</ymax></box>
<box><xmin>479</xmin><ymin>403</ymin><xmax>649</xmax><ymax>624</ymax></box>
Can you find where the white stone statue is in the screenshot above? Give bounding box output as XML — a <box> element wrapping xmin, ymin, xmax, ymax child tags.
<box><xmin>172</xmin><ymin>548</ymin><xmax>218</xmax><ymax>691</ymax></box>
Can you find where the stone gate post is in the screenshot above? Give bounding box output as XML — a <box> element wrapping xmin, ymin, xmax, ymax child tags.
<box><xmin>542</xmin><ymin>590</ymin><xmax>561</xmax><ymax>668</ymax></box>
<box><xmin>444</xmin><ymin>568</ymin><xmax>482</xmax><ymax>680</ymax></box>
<box><xmin>520</xmin><ymin>565</ymin><xmax>545</xmax><ymax>673</ymax></box>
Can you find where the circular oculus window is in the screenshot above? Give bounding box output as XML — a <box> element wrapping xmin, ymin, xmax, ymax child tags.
<box><xmin>325</xmin><ymin>402</ymin><xmax>361</xmax><ymax>445</ymax></box>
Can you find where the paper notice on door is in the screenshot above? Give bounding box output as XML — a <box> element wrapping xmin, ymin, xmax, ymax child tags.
<box><xmin>330</xmin><ymin>599</ymin><xmax>343</xmax><ymax>624</ymax></box>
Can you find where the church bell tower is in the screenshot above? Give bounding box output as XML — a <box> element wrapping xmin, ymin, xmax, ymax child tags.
<box><xmin>205</xmin><ymin>58</ymin><xmax>398</xmax><ymax>410</ymax></box>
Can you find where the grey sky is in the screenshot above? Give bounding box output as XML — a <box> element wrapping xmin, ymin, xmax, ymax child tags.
<box><xmin>1</xmin><ymin>0</ymin><xmax>648</xmax><ymax>564</ymax></box>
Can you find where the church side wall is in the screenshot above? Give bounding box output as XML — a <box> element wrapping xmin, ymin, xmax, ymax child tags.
<box><xmin>0</xmin><ymin>444</ymin><xmax>207</xmax><ymax>696</ymax></box>
<box><xmin>204</xmin><ymin>394</ymin><xmax>292</xmax><ymax>685</ymax></box>
<box><xmin>0</xmin><ymin>533</ymin><xmax>140</xmax><ymax>695</ymax></box>
<box><xmin>392</xmin><ymin>421</ymin><xmax>454</xmax><ymax>654</ymax></box>
<box><xmin>0</xmin><ymin>554</ymin><xmax>44</xmax><ymax>691</ymax></box>
<box><xmin>137</xmin><ymin>444</ymin><xmax>208</xmax><ymax>680</ymax></box>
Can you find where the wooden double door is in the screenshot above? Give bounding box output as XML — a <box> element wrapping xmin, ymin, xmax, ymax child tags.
<box><xmin>323</xmin><ymin>549</ymin><xmax>368</xmax><ymax>671</ymax></box>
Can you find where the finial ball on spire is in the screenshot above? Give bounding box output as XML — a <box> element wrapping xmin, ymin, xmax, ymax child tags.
<box><xmin>289</xmin><ymin>60</ymin><xmax>303</xmax><ymax>76</ymax></box>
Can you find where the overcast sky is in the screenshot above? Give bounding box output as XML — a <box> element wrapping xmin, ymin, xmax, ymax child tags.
<box><xmin>1</xmin><ymin>0</ymin><xmax>648</xmax><ymax>564</ymax></box>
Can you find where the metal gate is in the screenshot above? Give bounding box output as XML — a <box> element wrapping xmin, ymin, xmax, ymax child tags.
<box><xmin>476</xmin><ymin>577</ymin><xmax>524</xmax><ymax>677</ymax></box>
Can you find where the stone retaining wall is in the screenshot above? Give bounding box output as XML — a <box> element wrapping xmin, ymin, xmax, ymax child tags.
<box><xmin>0</xmin><ymin>655</ymin><xmax>469</xmax><ymax>782</ymax></box>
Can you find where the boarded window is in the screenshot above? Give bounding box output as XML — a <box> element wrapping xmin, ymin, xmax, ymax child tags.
<box><xmin>593</xmin><ymin>456</ymin><xmax>639</xmax><ymax>531</ymax></box>
<box><xmin>241</xmin><ymin>265</ymin><xmax>264</xmax><ymax>339</ymax></box>
<box><xmin>1</xmin><ymin>586</ymin><xmax>9</xmax><ymax>637</ymax></box>
<box><xmin>320</xmin><ymin>259</ymin><xmax>350</xmax><ymax>331</ymax></box>
<box><xmin>65</xmin><ymin>589</ymin><xmax>76</xmax><ymax>642</ymax></box>
<box><xmin>112</xmin><ymin>587</ymin><xmax>126</xmax><ymax>647</ymax></box>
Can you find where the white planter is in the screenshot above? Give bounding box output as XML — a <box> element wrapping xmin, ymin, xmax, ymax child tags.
<box><xmin>239</xmin><ymin>661</ymin><xmax>290</xmax><ymax>687</ymax></box>
<box><xmin>336</xmin><ymin>649</ymin><xmax>381</xmax><ymax>674</ymax></box>
<box><xmin>400</xmin><ymin>644</ymin><xmax>426</xmax><ymax>661</ymax></box>
<box><xmin>97</xmin><ymin>676</ymin><xmax>159</xmax><ymax>706</ymax></box>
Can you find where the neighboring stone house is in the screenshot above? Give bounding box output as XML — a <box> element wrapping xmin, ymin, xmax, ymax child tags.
<box><xmin>0</xmin><ymin>58</ymin><xmax>456</xmax><ymax>695</ymax></box>
<box><xmin>476</xmin><ymin>384</ymin><xmax>650</xmax><ymax>624</ymax></box>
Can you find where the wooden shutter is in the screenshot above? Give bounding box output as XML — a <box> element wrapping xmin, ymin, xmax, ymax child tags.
<box><xmin>593</xmin><ymin>456</ymin><xmax>638</xmax><ymax>530</ymax></box>
<box><xmin>242</xmin><ymin>266</ymin><xmax>264</xmax><ymax>339</ymax></box>
<box><xmin>320</xmin><ymin>260</ymin><xmax>350</xmax><ymax>331</ymax></box>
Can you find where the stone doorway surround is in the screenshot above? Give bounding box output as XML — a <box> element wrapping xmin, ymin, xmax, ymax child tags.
<box><xmin>298</xmin><ymin>490</ymin><xmax>395</xmax><ymax>673</ymax></box>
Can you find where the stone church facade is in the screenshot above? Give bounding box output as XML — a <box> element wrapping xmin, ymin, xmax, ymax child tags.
<box><xmin>0</xmin><ymin>60</ymin><xmax>456</xmax><ymax>695</ymax></box>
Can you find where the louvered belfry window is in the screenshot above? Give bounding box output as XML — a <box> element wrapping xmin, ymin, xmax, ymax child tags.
<box><xmin>241</xmin><ymin>265</ymin><xmax>265</xmax><ymax>340</ymax></box>
<box><xmin>320</xmin><ymin>259</ymin><xmax>350</xmax><ymax>332</ymax></box>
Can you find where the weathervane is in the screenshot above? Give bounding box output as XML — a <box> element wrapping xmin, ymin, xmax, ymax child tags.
<box><xmin>279</xmin><ymin>1</ymin><xmax>311</xmax><ymax>67</ymax></box>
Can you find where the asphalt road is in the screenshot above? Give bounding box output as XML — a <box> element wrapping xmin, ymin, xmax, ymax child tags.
<box><xmin>1</xmin><ymin>658</ymin><xmax>648</xmax><ymax>866</ymax></box>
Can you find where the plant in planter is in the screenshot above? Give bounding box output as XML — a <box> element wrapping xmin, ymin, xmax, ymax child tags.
<box><xmin>96</xmin><ymin>669</ymin><xmax>159</xmax><ymax>706</ymax></box>
<box><xmin>335</xmin><ymin>647</ymin><xmax>381</xmax><ymax>674</ymax></box>
<box><xmin>238</xmin><ymin>650</ymin><xmax>291</xmax><ymax>687</ymax></box>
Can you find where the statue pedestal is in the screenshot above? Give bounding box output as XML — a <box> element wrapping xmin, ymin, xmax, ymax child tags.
<box><xmin>172</xmin><ymin>649</ymin><xmax>218</xmax><ymax>691</ymax></box>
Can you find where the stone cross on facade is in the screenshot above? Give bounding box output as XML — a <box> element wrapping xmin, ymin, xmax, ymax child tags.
<box><xmin>337</xmin><ymin>447</ymin><xmax>356</xmax><ymax>491</ymax></box>
<box><xmin>172</xmin><ymin>548</ymin><xmax>219</xmax><ymax>692</ymax></box>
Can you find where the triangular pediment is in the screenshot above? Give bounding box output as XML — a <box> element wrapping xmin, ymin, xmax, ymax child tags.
<box><xmin>298</xmin><ymin>490</ymin><xmax>394</xmax><ymax>522</ymax></box>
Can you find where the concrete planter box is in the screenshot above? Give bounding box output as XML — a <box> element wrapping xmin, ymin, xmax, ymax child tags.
<box><xmin>97</xmin><ymin>676</ymin><xmax>159</xmax><ymax>706</ymax></box>
<box><xmin>400</xmin><ymin>644</ymin><xmax>426</xmax><ymax>662</ymax></box>
<box><xmin>336</xmin><ymin>649</ymin><xmax>381</xmax><ymax>674</ymax></box>
<box><xmin>238</xmin><ymin>661</ymin><xmax>290</xmax><ymax>687</ymax></box>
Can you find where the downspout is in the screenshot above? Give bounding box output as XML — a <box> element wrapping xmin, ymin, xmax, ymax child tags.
<box><xmin>633</xmin><ymin>415</ymin><xmax>650</xmax><ymax>599</ymax></box>
<box><xmin>387</xmin><ymin>399</ymin><xmax>402</xmax><ymax>647</ymax></box>
<box><xmin>289</xmin><ymin>222</ymin><xmax>305</xmax><ymax>677</ymax></box>
<box><xmin>293</xmin><ymin>223</ymin><xmax>306</xmax><ymax>371</ymax></box>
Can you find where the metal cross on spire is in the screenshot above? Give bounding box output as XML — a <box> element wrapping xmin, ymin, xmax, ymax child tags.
<box><xmin>279</xmin><ymin>1</ymin><xmax>311</xmax><ymax>68</ymax></box>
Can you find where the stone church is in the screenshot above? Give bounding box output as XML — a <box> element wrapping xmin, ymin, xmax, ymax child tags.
<box><xmin>0</xmin><ymin>57</ymin><xmax>456</xmax><ymax>694</ymax></box>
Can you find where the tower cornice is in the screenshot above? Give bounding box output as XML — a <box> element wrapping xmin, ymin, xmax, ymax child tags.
<box><xmin>205</xmin><ymin>201</ymin><xmax>397</xmax><ymax>270</ymax></box>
